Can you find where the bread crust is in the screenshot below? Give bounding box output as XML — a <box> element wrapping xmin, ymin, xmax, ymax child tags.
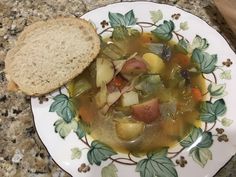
<box><xmin>5</xmin><ymin>17</ymin><xmax>100</xmax><ymax>96</ymax></box>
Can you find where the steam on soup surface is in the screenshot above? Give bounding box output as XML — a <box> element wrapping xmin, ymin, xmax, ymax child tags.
<box><xmin>69</xmin><ymin>32</ymin><xmax>206</xmax><ymax>154</ymax></box>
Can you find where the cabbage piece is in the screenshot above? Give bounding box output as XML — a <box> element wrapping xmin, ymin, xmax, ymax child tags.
<box><xmin>135</xmin><ymin>74</ymin><xmax>164</xmax><ymax>95</ymax></box>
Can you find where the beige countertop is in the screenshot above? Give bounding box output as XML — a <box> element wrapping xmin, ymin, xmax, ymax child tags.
<box><xmin>0</xmin><ymin>0</ymin><xmax>235</xmax><ymax>176</ymax></box>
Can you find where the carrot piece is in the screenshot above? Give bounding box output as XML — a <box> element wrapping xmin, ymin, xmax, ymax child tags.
<box><xmin>79</xmin><ymin>105</ymin><xmax>95</xmax><ymax>124</ymax></box>
<box><xmin>191</xmin><ymin>87</ymin><xmax>203</xmax><ymax>101</ymax></box>
<box><xmin>141</xmin><ymin>33</ymin><xmax>153</xmax><ymax>43</ymax></box>
<box><xmin>173</xmin><ymin>53</ymin><xmax>190</xmax><ymax>68</ymax></box>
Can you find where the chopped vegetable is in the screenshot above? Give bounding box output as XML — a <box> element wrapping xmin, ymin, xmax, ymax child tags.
<box><xmin>102</xmin><ymin>42</ymin><xmax>126</xmax><ymax>60</ymax></box>
<box><xmin>96</xmin><ymin>58</ymin><xmax>115</xmax><ymax>87</ymax></box>
<box><xmin>142</xmin><ymin>53</ymin><xmax>165</xmax><ymax>73</ymax></box>
<box><xmin>121</xmin><ymin>57</ymin><xmax>147</xmax><ymax>75</ymax></box>
<box><xmin>146</xmin><ymin>43</ymin><xmax>164</xmax><ymax>55</ymax></box>
<box><xmin>107</xmin><ymin>91</ymin><xmax>122</xmax><ymax>106</ymax></box>
<box><xmin>173</xmin><ymin>53</ymin><xmax>190</xmax><ymax>68</ymax></box>
<box><xmin>191</xmin><ymin>87</ymin><xmax>203</xmax><ymax>101</ymax></box>
<box><xmin>135</xmin><ymin>74</ymin><xmax>163</xmax><ymax>95</ymax></box>
<box><xmin>115</xmin><ymin>118</ymin><xmax>145</xmax><ymax>141</ymax></box>
<box><xmin>159</xmin><ymin>101</ymin><xmax>177</xmax><ymax>119</ymax></box>
<box><xmin>161</xmin><ymin>45</ymin><xmax>172</xmax><ymax>61</ymax></box>
<box><xmin>132</xmin><ymin>98</ymin><xmax>160</xmax><ymax>123</ymax></box>
<box><xmin>95</xmin><ymin>83</ymin><xmax>108</xmax><ymax>108</ymax></box>
<box><xmin>79</xmin><ymin>105</ymin><xmax>95</xmax><ymax>124</ymax></box>
<box><xmin>121</xmin><ymin>91</ymin><xmax>139</xmax><ymax>107</ymax></box>
<box><xmin>69</xmin><ymin>78</ymin><xmax>92</xmax><ymax>97</ymax></box>
<box><xmin>107</xmin><ymin>75</ymin><xmax>128</xmax><ymax>92</ymax></box>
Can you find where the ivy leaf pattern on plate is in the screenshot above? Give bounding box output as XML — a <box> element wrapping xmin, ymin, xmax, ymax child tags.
<box><xmin>54</xmin><ymin>119</ymin><xmax>78</xmax><ymax>138</ymax></box>
<box><xmin>152</xmin><ymin>20</ymin><xmax>175</xmax><ymax>41</ymax></box>
<box><xmin>191</xmin><ymin>48</ymin><xmax>217</xmax><ymax>74</ymax></box>
<box><xmin>200</xmin><ymin>99</ymin><xmax>227</xmax><ymax>123</ymax></box>
<box><xmin>71</xmin><ymin>147</ymin><xmax>82</xmax><ymax>160</ymax></box>
<box><xmin>150</xmin><ymin>10</ymin><xmax>163</xmax><ymax>23</ymax></box>
<box><xmin>208</xmin><ymin>83</ymin><xmax>227</xmax><ymax>99</ymax></box>
<box><xmin>49</xmin><ymin>94</ymin><xmax>75</xmax><ymax>123</ymax></box>
<box><xmin>190</xmin><ymin>148</ymin><xmax>212</xmax><ymax>167</ymax></box>
<box><xmin>87</xmin><ymin>140</ymin><xmax>117</xmax><ymax>166</ymax></box>
<box><xmin>221</xmin><ymin>117</ymin><xmax>234</xmax><ymax>127</ymax></box>
<box><xmin>136</xmin><ymin>148</ymin><xmax>177</xmax><ymax>177</ymax></box>
<box><xmin>180</xmin><ymin>127</ymin><xmax>213</xmax><ymax>148</ymax></box>
<box><xmin>101</xmin><ymin>163</ymin><xmax>118</xmax><ymax>177</ymax></box>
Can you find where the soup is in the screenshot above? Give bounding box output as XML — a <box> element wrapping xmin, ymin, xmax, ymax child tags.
<box><xmin>69</xmin><ymin>32</ymin><xmax>206</xmax><ymax>154</ymax></box>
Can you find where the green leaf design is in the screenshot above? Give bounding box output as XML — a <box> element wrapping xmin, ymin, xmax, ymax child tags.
<box><xmin>208</xmin><ymin>83</ymin><xmax>227</xmax><ymax>99</ymax></box>
<box><xmin>191</xmin><ymin>48</ymin><xmax>217</xmax><ymax>74</ymax></box>
<box><xmin>191</xmin><ymin>35</ymin><xmax>209</xmax><ymax>51</ymax></box>
<box><xmin>87</xmin><ymin>140</ymin><xmax>117</xmax><ymax>166</ymax></box>
<box><xmin>49</xmin><ymin>94</ymin><xmax>75</xmax><ymax>123</ymax></box>
<box><xmin>220</xmin><ymin>70</ymin><xmax>232</xmax><ymax>80</ymax></box>
<box><xmin>54</xmin><ymin>119</ymin><xmax>78</xmax><ymax>138</ymax></box>
<box><xmin>177</xmin><ymin>38</ymin><xmax>190</xmax><ymax>54</ymax></box>
<box><xmin>150</xmin><ymin>10</ymin><xmax>163</xmax><ymax>23</ymax></box>
<box><xmin>180</xmin><ymin>21</ymin><xmax>189</xmax><ymax>31</ymax></box>
<box><xmin>136</xmin><ymin>149</ymin><xmax>177</xmax><ymax>177</ymax></box>
<box><xmin>108</xmin><ymin>10</ymin><xmax>136</xmax><ymax>27</ymax></box>
<box><xmin>101</xmin><ymin>163</ymin><xmax>118</xmax><ymax>177</ymax></box>
<box><xmin>180</xmin><ymin>127</ymin><xmax>201</xmax><ymax>148</ymax></box>
<box><xmin>221</xmin><ymin>117</ymin><xmax>234</xmax><ymax>127</ymax></box>
<box><xmin>152</xmin><ymin>20</ymin><xmax>175</xmax><ymax>41</ymax></box>
<box><xmin>71</xmin><ymin>147</ymin><xmax>82</xmax><ymax>160</ymax></box>
<box><xmin>197</xmin><ymin>132</ymin><xmax>213</xmax><ymax>148</ymax></box>
<box><xmin>200</xmin><ymin>99</ymin><xmax>226</xmax><ymax>122</ymax></box>
<box><xmin>180</xmin><ymin>127</ymin><xmax>213</xmax><ymax>148</ymax></box>
<box><xmin>109</xmin><ymin>12</ymin><xmax>126</xmax><ymax>27</ymax></box>
<box><xmin>112</xmin><ymin>26</ymin><xmax>129</xmax><ymax>41</ymax></box>
<box><xmin>74</xmin><ymin>120</ymin><xmax>90</xmax><ymax>139</ymax></box>
<box><xmin>190</xmin><ymin>148</ymin><xmax>212</xmax><ymax>167</ymax></box>
<box><xmin>124</xmin><ymin>10</ymin><xmax>137</xmax><ymax>26</ymax></box>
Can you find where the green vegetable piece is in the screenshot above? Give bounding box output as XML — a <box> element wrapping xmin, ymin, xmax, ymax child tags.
<box><xmin>136</xmin><ymin>149</ymin><xmax>177</xmax><ymax>177</ymax></box>
<box><xmin>112</xmin><ymin>26</ymin><xmax>129</xmax><ymax>41</ymax></box>
<box><xmin>152</xmin><ymin>20</ymin><xmax>175</xmax><ymax>41</ymax></box>
<box><xmin>71</xmin><ymin>78</ymin><xmax>92</xmax><ymax>97</ymax></box>
<box><xmin>200</xmin><ymin>99</ymin><xmax>226</xmax><ymax>123</ymax></box>
<box><xmin>191</xmin><ymin>48</ymin><xmax>217</xmax><ymax>74</ymax></box>
<box><xmin>87</xmin><ymin>140</ymin><xmax>117</xmax><ymax>166</ymax></box>
<box><xmin>135</xmin><ymin>74</ymin><xmax>163</xmax><ymax>95</ymax></box>
<box><xmin>49</xmin><ymin>94</ymin><xmax>76</xmax><ymax>123</ymax></box>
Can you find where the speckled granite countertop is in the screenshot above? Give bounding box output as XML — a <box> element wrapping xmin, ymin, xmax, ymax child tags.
<box><xmin>0</xmin><ymin>0</ymin><xmax>235</xmax><ymax>177</ymax></box>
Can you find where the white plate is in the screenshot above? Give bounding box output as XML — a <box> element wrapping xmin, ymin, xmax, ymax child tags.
<box><xmin>31</xmin><ymin>2</ymin><xmax>236</xmax><ymax>177</ymax></box>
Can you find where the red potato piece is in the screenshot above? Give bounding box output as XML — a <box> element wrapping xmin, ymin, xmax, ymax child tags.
<box><xmin>132</xmin><ymin>99</ymin><xmax>160</xmax><ymax>124</ymax></box>
<box><xmin>121</xmin><ymin>57</ymin><xmax>147</xmax><ymax>75</ymax></box>
<box><xmin>107</xmin><ymin>75</ymin><xmax>128</xmax><ymax>92</ymax></box>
